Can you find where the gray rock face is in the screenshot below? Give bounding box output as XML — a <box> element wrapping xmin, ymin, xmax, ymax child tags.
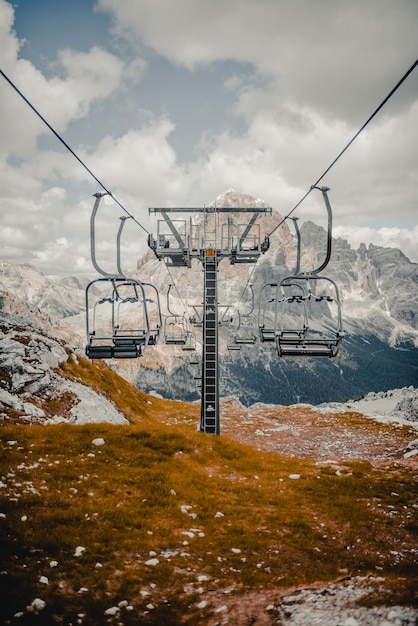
<box><xmin>0</xmin><ymin>290</ymin><xmax>127</xmax><ymax>425</ymax></box>
<box><xmin>299</xmin><ymin>222</ymin><xmax>418</xmax><ymax>341</ymax></box>
<box><xmin>0</xmin><ymin>327</ymin><xmax>68</xmax><ymax>394</ymax></box>
<box><xmin>0</xmin><ymin>262</ymin><xmax>90</xmax><ymax>318</ymax></box>
<box><xmin>395</xmin><ymin>394</ymin><xmax>418</xmax><ymax>422</ymax></box>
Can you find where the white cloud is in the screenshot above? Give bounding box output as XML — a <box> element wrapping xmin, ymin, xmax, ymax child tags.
<box><xmin>0</xmin><ymin>0</ymin><xmax>125</xmax><ymax>157</ymax></box>
<box><xmin>98</xmin><ymin>0</ymin><xmax>418</xmax><ymax>119</ymax></box>
<box><xmin>45</xmin><ymin>46</ymin><xmax>125</xmax><ymax>123</ymax></box>
<box><xmin>0</xmin><ymin>0</ymin><xmax>417</xmax><ymax>276</ymax></box>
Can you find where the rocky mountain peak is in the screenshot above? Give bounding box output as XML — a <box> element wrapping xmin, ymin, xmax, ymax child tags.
<box><xmin>209</xmin><ymin>188</ymin><xmax>270</xmax><ymax>209</ymax></box>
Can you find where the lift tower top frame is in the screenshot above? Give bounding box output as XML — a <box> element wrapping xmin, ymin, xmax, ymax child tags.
<box><xmin>148</xmin><ymin>205</ymin><xmax>272</xmax><ymax>434</ymax></box>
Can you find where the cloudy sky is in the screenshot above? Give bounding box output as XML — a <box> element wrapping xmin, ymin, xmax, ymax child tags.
<box><xmin>0</xmin><ymin>0</ymin><xmax>417</xmax><ymax>276</ymax></box>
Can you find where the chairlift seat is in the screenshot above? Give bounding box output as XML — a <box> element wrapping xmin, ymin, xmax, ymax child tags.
<box><xmin>279</xmin><ymin>328</ymin><xmax>308</xmax><ymax>338</ymax></box>
<box><xmin>259</xmin><ymin>327</ymin><xmax>276</xmax><ymax>342</ymax></box>
<box><xmin>86</xmin><ymin>345</ymin><xmax>114</xmax><ymax>359</ymax></box>
<box><xmin>235</xmin><ymin>335</ymin><xmax>257</xmax><ymax>345</ymax></box>
<box><xmin>113</xmin><ymin>345</ymin><xmax>142</xmax><ymax>358</ymax></box>
<box><xmin>276</xmin><ymin>336</ymin><xmax>341</xmax><ymax>358</ymax></box>
<box><xmin>165</xmin><ymin>334</ymin><xmax>188</xmax><ymax>345</ymax></box>
<box><xmin>86</xmin><ymin>344</ymin><xmax>142</xmax><ymax>359</ymax></box>
<box><xmin>113</xmin><ymin>334</ymin><xmax>147</xmax><ymax>347</ymax></box>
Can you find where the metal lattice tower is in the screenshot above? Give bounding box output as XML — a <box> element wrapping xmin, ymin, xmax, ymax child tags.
<box><xmin>148</xmin><ymin>206</ymin><xmax>272</xmax><ymax>434</ymax></box>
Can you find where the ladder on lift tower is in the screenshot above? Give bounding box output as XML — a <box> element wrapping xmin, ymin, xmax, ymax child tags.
<box><xmin>201</xmin><ymin>250</ymin><xmax>219</xmax><ymax>434</ymax></box>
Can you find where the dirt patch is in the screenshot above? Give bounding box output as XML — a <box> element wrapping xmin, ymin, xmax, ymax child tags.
<box><xmin>219</xmin><ymin>403</ymin><xmax>416</xmax><ymax>462</ymax></box>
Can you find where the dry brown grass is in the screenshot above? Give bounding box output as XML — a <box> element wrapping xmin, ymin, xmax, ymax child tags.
<box><xmin>0</xmin><ymin>357</ymin><xmax>416</xmax><ymax>624</ymax></box>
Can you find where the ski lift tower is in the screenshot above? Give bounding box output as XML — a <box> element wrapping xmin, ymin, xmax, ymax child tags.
<box><xmin>148</xmin><ymin>205</ymin><xmax>272</xmax><ymax>434</ymax></box>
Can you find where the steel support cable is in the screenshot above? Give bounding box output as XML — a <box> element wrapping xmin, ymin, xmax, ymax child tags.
<box><xmin>164</xmin><ymin>264</ymin><xmax>188</xmax><ymax>318</ymax></box>
<box><xmin>0</xmin><ymin>68</ymin><xmax>150</xmax><ymax>235</ymax></box>
<box><xmin>268</xmin><ymin>58</ymin><xmax>418</xmax><ymax>238</ymax></box>
<box><xmin>236</xmin><ymin>263</ymin><xmax>256</xmax><ymax>314</ymax></box>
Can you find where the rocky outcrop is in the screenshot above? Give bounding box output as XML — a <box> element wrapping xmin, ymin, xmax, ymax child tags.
<box><xmin>0</xmin><ymin>293</ymin><xmax>127</xmax><ymax>425</ymax></box>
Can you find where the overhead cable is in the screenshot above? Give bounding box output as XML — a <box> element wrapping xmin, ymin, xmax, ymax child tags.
<box><xmin>165</xmin><ymin>264</ymin><xmax>189</xmax><ymax>318</ymax></box>
<box><xmin>268</xmin><ymin>58</ymin><xmax>418</xmax><ymax>237</ymax></box>
<box><xmin>0</xmin><ymin>68</ymin><xmax>150</xmax><ymax>235</ymax></box>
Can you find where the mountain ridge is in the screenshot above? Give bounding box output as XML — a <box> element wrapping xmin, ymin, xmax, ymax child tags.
<box><xmin>0</xmin><ymin>190</ymin><xmax>417</xmax><ymax>408</ymax></box>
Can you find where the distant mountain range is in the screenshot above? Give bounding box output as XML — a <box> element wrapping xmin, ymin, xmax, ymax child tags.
<box><xmin>0</xmin><ymin>190</ymin><xmax>417</xmax><ymax>407</ymax></box>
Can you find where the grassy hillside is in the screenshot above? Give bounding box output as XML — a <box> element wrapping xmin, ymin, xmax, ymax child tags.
<box><xmin>0</xmin><ymin>358</ymin><xmax>417</xmax><ymax>624</ymax></box>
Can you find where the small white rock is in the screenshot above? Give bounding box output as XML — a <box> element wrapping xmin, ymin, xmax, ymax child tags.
<box><xmin>30</xmin><ymin>598</ymin><xmax>46</xmax><ymax>613</ymax></box>
<box><xmin>39</xmin><ymin>576</ymin><xmax>49</xmax><ymax>585</ymax></box>
<box><xmin>214</xmin><ymin>511</ymin><xmax>224</xmax><ymax>518</ymax></box>
<box><xmin>74</xmin><ymin>546</ymin><xmax>86</xmax><ymax>557</ymax></box>
<box><xmin>231</xmin><ymin>548</ymin><xmax>241</xmax><ymax>554</ymax></box>
<box><xmin>104</xmin><ymin>606</ymin><xmax>119</xmax><ymax>616</ymax></box>
<box><xmin>91</xmin><ymin>438</ymin><xmax>105</xmax><ymax>447</ymax></box>
<box><xmin>49</xmin><ymin>560</ymin><xmax>58</xmax><ymax>568</ymax></box>
<box><xmin>145</xmin><ymin>558</ymin><xmax>159</xmax><ymax>566</ymax></box>
<box><xmin>289</xmin><ymin>474</ymin><xmax>301</xmax><ymax>480</ymax></box>
<box><xmin>196</xmin><ymin>600</ymin><xmax>208</xmax><ymax>609</ymax></box>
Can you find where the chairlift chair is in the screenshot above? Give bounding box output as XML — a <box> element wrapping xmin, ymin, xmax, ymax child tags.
<box><xmin>141</xmin><ymin>281</ymin><xmax>162</xmax><ymax>346</ymax></box>
<box><xmin>233</xmin><ymin>311</ymin><xmax>258</xmax><ymax>345</ymax></box>
<box><xmin>258</xmin><ymin>282</ymin><xmax>279</xmax><ymax>343</ymax></box>
<box><xmin>164</xmin><ymin>315</ymin><xmax>189</xmax><ymax>345</ymax></box>
<box><xmin>227</xmin><ymin>340</ymin><xmax>242</xmax><ymax>352</ymax></box>
<box><xmin>258</xmin><ymin>187</ymin><xmax>344</xmax><ymax>358</ymax></box>
<box><xmin>189</xmin><ymin>305</ymin><xmax>204</xmax><ymax>328</ymax></box>
<box><xmin>182</xmin><ymin>331</ymin><xmax>197</xmax><ymax>351</ymax></box>
<box><xmin>276</xmin><ymin>275</ymin><xmax>343</xmax><ymax>358</ymax></box>
<box><xmin>164</xmin><ymin>283</ymin><xmax>189</xmax><ymax>345</ymax></box>
<box><xmin>85</xmin><ymin>277</ymin><xmax>150</xmax><ymax>359</ymax></box>
<box><xmin>84</xmin><ymin>194</ymin><xmax>156</xmax><ymax>359</ymax></box>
